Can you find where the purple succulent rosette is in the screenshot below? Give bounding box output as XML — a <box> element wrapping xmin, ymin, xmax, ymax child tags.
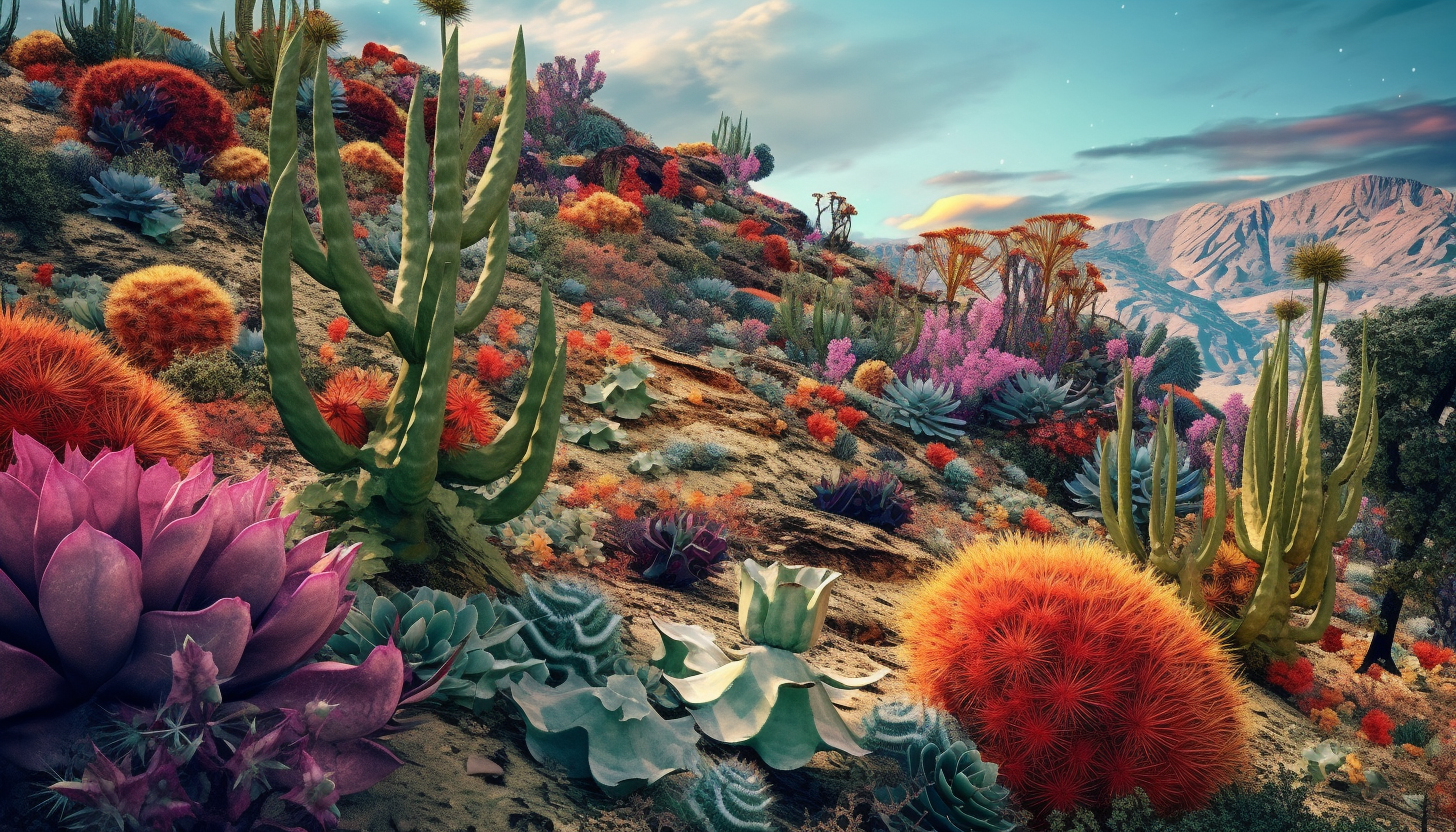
<box><xmin>0</xmin><ymin>433</ymin><xmax>357</xmax><ymax>771</ymax></box>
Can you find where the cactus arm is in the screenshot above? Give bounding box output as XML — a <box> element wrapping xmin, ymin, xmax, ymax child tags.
<box><xmin>389</xmin><ymin>30</ymin><xmax>466</xmax><ymax>509</ymax></box>
<box><xmin>1148</xmin><ymin>397</ymin><xmax>1177</xmax><ymax>566</ymax></box>
<box><xmin>455</xmin><ymin>208</ymin><xmax>509</xmax><ymax>335</ymax></box>
<box><xmin>391</xmin><ymin>73</ymin><xmax>432</xmax><ymax>323</ymax></box>
<box><xmin>1288</xmin><ymin>564</ymin><xmax>1338</xmax><ymax>644</ymax></box>
<box><xmin>1098</xmin><ymin>434</ymin><xmax>1134</xmax><ymax>556</ymax></box>
<box><xmin>1115</xmin><ymin>364</ymin><xmax>1139</xmax><ymax>556</ymax></box>
<box><xmin>260</xmin><ymin>154</ymin><xmax>361</xmax><ymax>473</ymax></box>
<box><xmin>471</xmin><ymin>343</ymin><xmax>569</xmax><ymax>524</ymax></box>
<box><xmin>307</xmin><ymin>52</ymin><xmax>418</xmax><ymax>352</ymax></box>
<box><xmin>264</xmin><ymin>32</ymin><xmax>336</xmax><ymax>292</ymax></box>
<box><xmin>1231</xmin><ymin>524</ymin><xmax>1287</xmax><ymax>646</ymax></box>
<box><xmin>461</xmin><ymin>28</ymin><xmax>527</xmax><ymax>248</ymax></box>
<box><xmin>1192</xmin><ymin>424</ymin><xmax>1228</xmax><ymax>580</ymax></box>
<box><xmin>441</xmin><ymin>284</ymin><xmax>559</xmax><ymax>482</ymax></box>
<box><xmin>1285</xmin><ymin>290</ymin><xmax>1327</xmax><ymax>564</ymax></box>
<box><xmin>1327</xmin><ymin>324</ymin><xmax>1378</xmax><ymax>487</ymax></box>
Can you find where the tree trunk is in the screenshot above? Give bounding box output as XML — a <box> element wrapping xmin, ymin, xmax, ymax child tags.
<box><xmin>1357</xmin><ymin>587</ymin><xmax>1405</xmax><ymax>673</ymax></box>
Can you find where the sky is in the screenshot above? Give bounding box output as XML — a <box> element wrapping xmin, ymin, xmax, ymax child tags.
<box><xmin>19</xmin><ymin>0</ymin><xmax>1456</xmax><ymax>239</ymax></box>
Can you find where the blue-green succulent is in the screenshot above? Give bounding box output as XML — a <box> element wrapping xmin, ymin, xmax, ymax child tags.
<box><xmin>164</xmin><ymin>38</ymin><xmax>214</xmax><ymax>71</ymax></box>
<box><xmin>895</xmin><ymin>741</ymin><xmax>1015</xmax><ymax>832</ymax></box>
<box><xmin>876</xmin><ymin>375</ymin><xmax>966</xmax><ymax>441</ymax></box>
<box><xmin>860</xmin><ymin>699</ymin><xmax>956</xmax><ymax>761</ymax></box>
<box><xmin>83</xmin><ymin>170</ymin><xmax>184</xmax><ymax>242</ymax></box>
<box><xmin>497</xmin><ymin>576</ymin><xmax>624</xmax><ymax>684</ymax></box>
<box><xmin>684</xmin><ymin>759</ymin><xmax>776</xmax><ymax>832</ymax></box>
<box><xmin>688</xmin><ymin>276</ymin><xmax>738</xmax><ymax>305</ymax></box>
<box><xmin>981</xmin><ymin>371</ymin><xmax>1091</xmax><ymax>427</ymax></box>
<box><xmin>24</xmin><ymin>81</ymin><xmax>64</xmax><ymax>112</ymax></box>
<box><xmin>583</xmin><ymin>359</ymin><xmax>663</xmax><ymax>419</ymax></box>
<box><xmin>1063</xmin><ymin>431</ymin><xmax>1203</xmax><ymax>526</ymax></box>
<box><xmin>562</xmin><ymin>416</ymin><xmax>628</xmax><ymax>450</ymax></box>
<box><xmin>296</xmin><ymin>76</ymin><xmax>348</xmax><ymax>116</ymax></box>
<box><xmin>328</xmin><ymin>584</ymin><xmax>546</xmax><ymax>714</ymax></box>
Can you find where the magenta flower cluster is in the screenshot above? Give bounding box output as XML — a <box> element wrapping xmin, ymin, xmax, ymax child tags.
<box><xmin>717</xmin><ymin>153</ymin><xmax>761</xmax><ymax>193</ymax></box>
<box><xmin>894</xmin><ymin>296</ymin><xmax>1039</xmax><ymax>403</ymax></box>
<box><xmin>1105</xmin><ymin>337</ymin><xmax>1129</xmax><ymax>364</ymax></box>
<box><xmin>822</xmin><ymin>337</ymin><xmax>857</xmax><ymax>384</ymax></box>
<box><xmin>738</xmin><ymin>318</ymin><xmax>769</xmax><ymax>352</ymax></box>
<box><xmin>1188</xmin><ymin>393</ymin><xmax>1248</xmax><ymax>485</ymax></box>
<box><xmin>529</xmin><ymin>51</ymin><xmax>606</xmax><ymax>129</ymax></box>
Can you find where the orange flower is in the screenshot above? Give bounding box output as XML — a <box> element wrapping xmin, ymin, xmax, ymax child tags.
<box><xmin>796</xmin><ymin>377</ymin><xmax>821</xmax><ymax>396</ymax></box>
<box><xmin>782</xmin><ymin>391</ymin><xmax>813</xmax><ymax>410</ymax></box>
<box><xmin>612</xmin><ymin>502</ymin><xmax>638</xmax><ymax>520</ymax></box>
<box><xmin>566</xmin><ymin>330</ymin><xmax>587</xmax><ymax>351</ymax></box>
<box><xmin>925</xmin><ymin>442</ymin><xmax>956</xmax><ymax>471</ymax></box>
<box><xmin>595</xmin><ymin>473</ymin><xmax>622</xmax><ymax>500</ymax></box>
<box><xmin>561</xmin><ymin>483</ymin><xmax>596</xmax><ymax>507</ymax></box>
<box><xmin>594</xmin><ymin>329</ymin><xmax>613</xmax><ymax>350</ymax></box>
<box><xmin>806</xmin><ymin>411</ymin><xmax>838</xmax><ymax>445</ymax></box>
<box><xmin>836</xmin><ymin>406</ymin><xmax>867</xmax><ymax>430</ymax></box>
<box><xmin>329</xmin><ymin>366</ymin><xmax>393</xmax><ymax>402</ymax></box>
<box><xmin>1021</xmin><ymin>508</ymin><xmax>1054</xmax><ymax>534</ymax></box>
<box><xmin>580</xmin><ymin>302</ymin><xmax>594</xmax><ymax>323</ymax></box>
<box><xmin>441</xmin><ymin>375</ymin><xmax>498</xmax><ymax>451</ymax></box>
<box><xmin>522</xmin><ymin>530</ymin><xmax>554</xmax><ymax>564</ymax></box>
<box><xmin>685</xmin><ymin>490</ymin><xmax>711</xmax><ymax>511</ymax></box>
<box><xmin>607</xmin><ymin>343</ymin><xmax>635</xmax><ymax>365</ymax></box>
<box><xmin>326</xmin><ymin>316</ymin><xmax>350</xmax><ymax>343</ymax></box>
<box><xmin>314</xmin><ymin>380</ymin><xmax>370</xmax><ymax>446</ymax></box>
<box><xmin>814</xmin><ymin>386</ymin><xmax>846</xmax><ymax>406</ymax></box>
<box><xmin>476</xmin><ymin>344</ymin><xmax>523</xmax><ymax>383</ymax></box>
<box><xmin>318</xmin><ymin>343</ymin><xmax>337</xmax><ymax>365</ymax></box>
<box><xmin>730</xmin><ymin>481</ymin><xmax>753</xmax><ymax>497</ymax></box>
<box><xmin>686</xmin><ymin>390</ymin><xmax>705</xmax><ymax>406</ymax></box>
<box><xmin>493</xmin><ymin>308</ymin><xmax>526</xmax><ymax>346</ymax></box>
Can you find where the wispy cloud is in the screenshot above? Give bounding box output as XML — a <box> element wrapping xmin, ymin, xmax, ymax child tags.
<box><xmin>924</xmin><ymin>169</ymin><xmax>1071</xmax><ymax>187</ymax></box>
<box><xmin>884</xmin><ymin>193</ymin><xmax>1072</xmax><ymax>233</ymax></box>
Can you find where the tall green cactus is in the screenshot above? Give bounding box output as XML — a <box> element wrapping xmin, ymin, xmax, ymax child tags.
<box><xmin>210</xmin><ymin>0</ymin><xmax>319</xmax><ymax>91</ymax></box>
<box><xmin>57</xmin><ymin>0</ymin><xmax>135</xmax><ymax>64</ymax></box>
<box><xmin>1099</xmin><ymin>363</ymin><xmax>1227</xmax><ymax>607</ymax></box>
<box><xmin>262</xmin><ymin>26</ymin><xmax>566</xmax><ymax>590</ymax></box>
<box><xmin>1229</xmin><ymin>267</ymin><xmax>1377</xmax><ymax>655</ymax></box>
<box><xmin>811</xmin><ymin>277</ymin><xmax>856</xmax><ymax>362</ymax></box>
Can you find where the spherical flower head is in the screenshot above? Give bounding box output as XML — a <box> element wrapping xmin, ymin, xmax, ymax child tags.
<box><xmin>415</xmin><ymin>0</ymin><xmax>471</xmax><ymax>24</ymax></box>
<box><xmin>301</xmin><ymin>10</ymin><xmax>347</xmax><ymax>49</ymax></box>
<box><xmin>1271</xmin><ymin>297</ymin><xmax>1308</xmax><ymax>322</ymax></box>
<box><xmin>1286</xmin><ymin>240</ymin><xmax>1352</xmax><ymax>284</ymax></box>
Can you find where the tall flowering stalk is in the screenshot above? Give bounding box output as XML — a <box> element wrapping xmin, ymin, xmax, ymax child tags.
<box><xmin>894</xmin><ymin>296</ymin><xmax>1039</xmax><ymax>405</ymax></box>
<box><xmin>917</xmin><ymin>227</ymin><xmax>1007</xmax><ymax>306</ymax></box>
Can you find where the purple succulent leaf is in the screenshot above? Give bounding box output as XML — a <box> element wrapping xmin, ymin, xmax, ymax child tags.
<box><xmin>298</xmin><ymin>590</ymin><xmax>355</xmax><ymax>666</ymax></box>
<box><xmin>0</xmin><ymin>566</ymin><xmax>48</xmax><ymax>654</ymax></box>
<box><xmin>140</xmin><ymin>491</ymin><xmax>220</xmax><ymax>611</ymax></box>
<box><xmin>190</xmin><ymin>515</ymin><xmax>291</xmax><ymax>622</ymax></box>
<box><xmin>309</xmin><ymin>737</ymin><xmax>402</xmax><ymax>796</ymax></box>
<box><xmin>33</xmin><ymin>460</ymin><xmax>95</xmax><ymax>586</ymax></box>
<box><xmin>102</xmin><ymin>598</ymin><xmax>252</xmax><ymax>704</ymax></box>
<box><xmin>398</xmin><ymin>641</ymin><xmax>465</xmax><ymax>707</ymax></box>
<box><xmin>7</xmin><ymin>432</ymin><xmax>55</xmax><ymax>492</ymax></box>
<box><xmin>164</xmin><ymin>638</ymin><xmax>222</xmax><ymax>710</ymax></box>
<box><xmin>136</xmin><ymin>458</ymin><xmax>181</xmax><ymax>552</ymax></box>
<box><xmin>81</xmin><ymin>447</ymin><xmax>143</xmax><ymax>553</ymax></box>
<box><xmin>39</xmin><ymin>523</ymin><xmax>143</xmax><ymax>690</ymax></box>
<box><xmin>60</xmin><ymin>444</ymin><xmax>92</xmax><ymax>479</ymax></box>
<box><xmin>243</xmin><ymin>645</ymin><xmax>405</xmax><ymax>743</ymax></box>
<box><xmin>282</xmin><ymin>531</ymin><xmax>331</xmax><ymax>575</ymax></box>
<box><xmin>0</xmin><ymin>472</ymin><xmax>40</xmax><ymax>597</ymax></box>
<box><xmin>196</xmin><ymin>472</ymin><xmax>275</xmax><ymax>569</ymax></box>
<box><xmin>229</xmin><ymin>570</ymin><xmax>345</xmax><ymax>690</ymax></box>
<box><xmin>153</xmin><ymin>457</ymin><xmax>216</xmax><ymax>537</ymax></box>
<box><xmin>280</xmin><ymin>749</ymin><xmax>341</xmax><ymax>827</ymax></box>
<box><xmin>51</xmin><ymin>745</ymin><xmax>195</xmax><ymax>830</ymax></box>
<box><xmin>0</xmin><ymin>641</ymin><xmax>69</xmax><ymax>720</ymax></box>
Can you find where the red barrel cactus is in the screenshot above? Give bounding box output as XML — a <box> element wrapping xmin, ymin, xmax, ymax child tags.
<box><xmin>0</xmin><ymin>435</ymin><xmax>360</xmax><ymax>771</ymax></box>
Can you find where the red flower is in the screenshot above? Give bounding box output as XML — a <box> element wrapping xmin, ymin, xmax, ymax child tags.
<box><xmin>658</xmin><ymin>158</ymin><xmax>681</xmax><ymax>199</ymax></box>
<box><xmin>836</xmin><ymin>406</ymin><xmax>866</xmax><ymax>431</ymax></box>
<box><xmin>34</xmin><ymin>264</ymin><xmax>54</xmax><ymax>288</ymax></box>
<box><xmin>736</xmin><ymin>218</ymin><xmax>770</xmax><ymax>242</ymax></box>
<box><xmin>476</xmin><ymin>344</ymin><xmax>522</xmax><ymax>383</ymax></box>
<box><xmin>763</xmin><ymin>235</ymin><xmax>793</xmax><ymax>272</ymax></box>
<box><xmin>925</xmin><ymin>442</ymin><xmax>957</xmax><ymax>471</ymax></box>
<box><xmin>814</xmin><ymin>385</ymin><xmax>846</xmax><ymax>406</ymax></box>
<box><xmin>1412</xmin><ymin>640</ymin><xmax>1455</xmax><ymax>670</ymax></box>
<box><xmin>1265</xmin><ymin>657</ymin><xmax>1314</xmax><ymax>696</ymax></box>
<box><xmin>1318</xmin><ymin>625</ymin><xmax>1344</xmax><ymax>653</ymax></box>
<box><xmin>580</xmin><ymin>302</ymin><xmax>594</xmax><ymax>323</ymax></box>
<box><xmin>326</xmin><ymin>316</ymin><xmax>350</xmax><ymax>343</ymax></box>
<box><xmin>1021</xmin><ymin>508</ymin><xmax>1053</xmax><ymax>534</ymax></box>
<box><xmin>594</xmin><ymin>329</ymin><xmax>612</xmax><ymax>350</ymax></box>
<box><xmin>1360</xmin><ymin>709</ymin><xmax>1394</xmax><ymax>746</ymax></box>
<box><xmin>806</xmin><ymin>411</ymin><xmax>837</xmax><ymax>445</ymax></box>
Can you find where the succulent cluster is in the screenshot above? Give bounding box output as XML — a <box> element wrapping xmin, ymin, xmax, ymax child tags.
<box><xmin>497</xmin><ymin>576</ymin><xmax>625</xmax><ymax>683</ymax></box>
<box><xmin>562</xmin><ymin>416</ymin><xmax>627</xmax><ymax>450</ymax></box>
<box><xmin>981</xmin><ymin>371</ymin><xmax>1091</xmax><ymax>427</ymax></box>
<box><xmin>1063</xmin><ymin>431</ymin><xmax>1203</xmax><ymax>526</ymax></box>
<box><xmin>876</xmin><ymin>375</ymin><xmax>966</xmax><ymax>441</ymax></box>
<box><xmin>860</xmin><ymin>698</ymin><xmax>956</xmax><ymax>759</ymax></box>
<box><xmin>628</xmin><ymin>510</ymin><xmax>730</xmax><ymax>587</ymax></box>
<box><xmin>811</xmin><ymin>470</ymin><xmax>915</xmax><ymax>531</ymax></box>
<box><xmin>583</xmin><ymin>358</ymin><xmax>663</xmax><ymax>419</ymax></box>
<box><xmin>685</xmin><ymin>760</ymin><xmax>776</xmax><ymax>832</ymax></box>
<box><xmin>896</xmin><ymin>742</ymin><xmax>1016</xmax><ymax>832</ymax></box>
<box><xmin>83</xmin><ymin>170</ymin><xmax>184</xmax><ymax>242</ymax></box>
<box><xmin>328</xmin><ymin>584</ymin><xmax>547</xmax><ymax>714</ymax></box>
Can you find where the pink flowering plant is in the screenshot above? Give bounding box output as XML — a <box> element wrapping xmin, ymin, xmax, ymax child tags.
<box><xmin>528</xmin><ymin>51</ymin><xmax>606</xmax><ymax>136</ymax></box>
<box><xmin>822</xmin><ymin>337</ymin><xmax>857</xmax><ymax>383</ymax></box>
<box><xmin>894</xmin><ymin>296</ymin><xmax>1040</xmax><ymax>406</ymax></box>
<box><xmin>1187</xmin><ymin>393</ymin><xmax>1248</xmax><ymax>486</ymax></box>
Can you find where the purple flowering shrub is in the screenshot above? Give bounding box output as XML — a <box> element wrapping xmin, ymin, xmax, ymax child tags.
<box><xmin>822</xmin><ymin>337</ymin><xmax>856</xmax><ymax>384</ymax></box>
<box><xmin>528</xmin><ymin>51</ymin><xmax>605</xmax><ymax>134</ymax></box>
<box><xmin>1186</xmin><ymin>393</ymin><xmax>1249</xmax><ymax>486</ymax></box>
<box><xmin>46</xmin><ymin>638</ymin><xmax>446</xmax><ymax>830</ymax></box>
<box><xmin>0</xmin><ymin>434</ymin><xmax>356</xmax><ymax>771</ymax></box>
<box><xmin>894</xmin><ymin>296</ymin><xmax>1039</xmax><ymax>406</ymax></box>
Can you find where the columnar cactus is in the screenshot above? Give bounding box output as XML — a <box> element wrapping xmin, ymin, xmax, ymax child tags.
<box><xmin>1096</xmin><ymin>363</ymin><xmax>1228</xmax><ymax>607</ymax></box>
<box><xmin>651</xmin><ymin>560</ymin><xmax>888</xmax><ymax>770</ymax></box>
<box><xmin>261</xmin><ymin>26</ymin><xmax>566</xmax><ymax>587</ymax></box>
<box><xmin>209</xmin><ymin>0</ymin><xmax>320</xmax><ymax>91</ymax></box>
<box><xmin>1228</xmin><ymin>248</ymin><xmax>1378</xmax><ymax>654</ymax></box>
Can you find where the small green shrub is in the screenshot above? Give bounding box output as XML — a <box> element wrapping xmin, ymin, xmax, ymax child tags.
<box><xmin>703</xmin><ymin>200</ymin><xmax>743</xmax><ymax>223</ymax></box>
<box><xmin>0</xmin><ymin>129</ymin><xmax>65</xmax><ymax>248</ymax></box>
<box><xmin>110</xmin><ymin>145</ymin><xmax>184</xmax><ymax>191</ymax></box>
<box><xmin>157</xmin><ymin>347</ymin><xmax>250</xmax><ymax>402</ymax></box>
<box><xmin>643</xmin><ymin>194</ymin><xmax>683</xmax><ymax>241</ymax></box>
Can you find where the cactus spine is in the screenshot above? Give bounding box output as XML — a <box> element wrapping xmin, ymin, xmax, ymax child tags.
<box><xmin>1229</xmin><ymin>272</ymin><xmax>1377</xmax><ymax>654</ymax></box>
<box><xmin>261</xmin><ymin>26</ymin><xmax>566</xmax><ymax>588</ymax></box>
<box><xmin>1099</xmin><ymin>362</ymin><xmax>1227</xmax><ymax>607</ymax></box>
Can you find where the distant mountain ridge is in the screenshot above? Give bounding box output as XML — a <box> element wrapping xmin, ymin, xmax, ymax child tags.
<box><xmin>1086</xmin><ymin>174</ymin><xmax>1456</xmax><ymax>386</ymax></box>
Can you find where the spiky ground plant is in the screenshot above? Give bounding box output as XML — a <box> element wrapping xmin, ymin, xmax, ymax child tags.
<box><xmin>902</xmin><ymin>535</ymin><xmax>1249</xmax><ymax>818</ymax></box>
<box><xmin>104</xmin><ymin>265</ymin><xmax>239</xmax><ymax>369</ymax></box>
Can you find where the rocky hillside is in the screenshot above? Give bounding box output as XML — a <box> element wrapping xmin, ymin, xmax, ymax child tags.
<box><xmin>1086</xmin><ymin>175</ymin><xmax>1456</xmax><ymax>389</ymax></box>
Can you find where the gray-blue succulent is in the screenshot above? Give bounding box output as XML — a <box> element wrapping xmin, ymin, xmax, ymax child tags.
<box><xmin>1063</xmin><ymin>431</ymin><xmax>1204</xmax><ymax>526</ymax></box>
<box><xmin>876</xmin><ymin>375</ymin><xmax>967</xmax><ymax>441</ymax></box>
<box><xmin>296</xmin><ymin>76</ymin><xmax>348</xmax><ymax>116</ymax></box>
<box><xmin>83</xmin><ymin>170</ymin><xmax>184</xmax><ymax>242</ymax></box>
<box><xmin>981</xmin><ymin>371</ymin><xmax>1091</xmax><ymax>427</ymax></box>
<box><xmin>23</xmin><ymin>81</ymin><xmax>64</xmax><ymax>112</ymax></box>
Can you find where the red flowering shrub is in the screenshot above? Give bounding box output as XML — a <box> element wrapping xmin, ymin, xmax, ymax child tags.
<box><xmin>1020</xmin><ymin>508</ymin><xmax>1053</xmax><ymax>534</ymax></box>
<box><xmin>1023</xmin><ymin>414</ymin><xmax>1102</xmax><ymax>460</ymax></box>
<box><xmin>814</xmin><ymin>385</ymin><xmax>846</xmax><ymax>406</ymax></box>
<box><xmin>658</xmin><ymin>158</ymin><xmax>680</xmax><ymax>199</ymax></box>
<box><xmin>763</xmin><ymin>234</ymin><xmax>794</xmax><ymax>271</ymax></box>
<box><xmin>74</xmin><ymin>59</ymin><xmax>237</xmax><ymax>153</ymax></box>
<box><xmin>1319</xmin><ymin>626</ymin><xmax>1345</xmax><ymax>653</ymax></box>
<box><xmin>836</xmin><ymin>406</ymin><xmax>866</xmax><ymax>431</ymax></box>
<box><xmin>1361</xmin><ymin>709</ymin><xmax>1395</xmax><ymax>746</ymax></box>
<box><xmin>390</xmin><ymin>57</ymin><xmax>418</xmax><ymax>75</ymax></box>
<box><xmin>343</xmin><ymin>79</ymin><xmax>403</xmax><ymax>139</ymax></box>
<box><xmin>616</xmin><ymin>156</ymin><xmax>649</xmax><ymax>210</ymax></box>
<box><xmin>557</xmin><ymin>238</ymin><xmax>666</xmax><ymax>306</ymax></box>
<box><xmin>925</xmin><ymin>442</ymin><xmax>957</xmax><ymax>471</ymax></box>
<box><xmin>476</xmin><ymin>344</ymin><xmax>523</xmax><ymax>383</ymax></box>
<box><xmin>1265</xmin><ymin>657</ymin><xmax>1315</xmax><ymax>696</ymax></box>
<box><xmin>806</xmin><ymin>412</ymin><xmax>837</xmax><ymax>445</ymax></box>
<box><xmin>361</xmin><ymin>42</ymin><xmax>400</xmax><ymax>64</ymax></box>
<box><xmin>736</xmin><ymin>218</ymin><xmax>770</xmax><ymax>241</ymax></box>
<box><xmin>1413</xmin><ymin>641</ymin><xmax>1455</xmax><ymax>670</ymax></box>
<box><xmin>23</xmin><ymin>62</ymin><xmax>84</xmax><ymax>90</ymax></box>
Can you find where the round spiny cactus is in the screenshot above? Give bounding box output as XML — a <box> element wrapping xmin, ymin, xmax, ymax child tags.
<box><xmin>685</xmin><ymin>759</ymin><xmax>776</xmax><ymax>832</ymax></box>
<box><xmin>205</xmin><ymin>145</ymin><xmax>269</xmax><ymax>183</ymax></box>
<box><xmin>852</xmin><ymin>359</ymin><xmax>894</xmax><ymax>397</ymax></box>
<box><xmin>1286</xmin><ymin>240</ymin><xmax>1352</xmax><ymax>284</ymax></box>
<box><xmin>902</xmin><ymin>535</ymin><xmax>1249</xmax><ymax>818</ymax></box>
<box><xmin>861</xmin><ymin>698</ymin><xmax>956</xmax><ymax>760</ymax></box>
<box><xmin>0</xmin><ymin>307</ymin><xmax>198</xmax><ymax>464</ymax></box>
<box><xmin>496</xmin><ymin>576</ymin><xmax>624</xmax><ymax>684</ymax></box>
<box><xmin>105</xmin><ymin>264</ymin><xmax>239</xmax><ymax>369</ymax></box>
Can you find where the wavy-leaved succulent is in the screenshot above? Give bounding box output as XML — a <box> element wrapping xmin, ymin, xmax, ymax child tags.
<box><xmin>496</xmin><ymin>575</ymin><xmax>624</xmax><ymax>684</ymax></box>
<box><xmin>685</xmin><ymin>759</ymin><xmax>776</xmax><ymax>832</ymax></box>
<box><xmin>811</xmin><ymin>470</ymin><xmax>915</xmax><ymax>531</ymax></box>
<box><xmin>582</xmin><ymin>359</ymin><xmax>663</xmax><ymax>420</ymax></box>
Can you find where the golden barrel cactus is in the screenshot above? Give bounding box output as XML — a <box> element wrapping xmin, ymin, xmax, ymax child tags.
<box><xmin>104</xmin><ymin>265</ymin><xmax>240</xmax><ymax>369</ymax></box>
<box><xmin>205</xmin><ymin>146</ymin><xmax>270</xmax><ymax>183</ymax></box>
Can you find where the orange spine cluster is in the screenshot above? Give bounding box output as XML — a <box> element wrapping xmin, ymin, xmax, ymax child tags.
<box><xmin>104</xmin><ymin>266</ymin><xmax>240</xmax><ymax>369</ymax></box>
<box><xmin>557</xmin><ymin>191</ymin><xmax>644</xmax><ymax>235</ymax></box>
<box><xmin>902</xmin><ymin>535</ymin><xmax>1249</xmax><ymax>817</ymax></box>
<box><xmin>339</xmin><ymin>140</ymin><xmax>405</xmax><ymax>194</ymax></box>
<box><xmin>205</xmin><ymin>146</ymin><xmax>269</xmax><ymax>183</ymax></box>
<box><xmin>73</xmin><ymin>59</ymin><xmax>237</xmax><ymax>154</ymax></box>
<box><xmin>0</xmin><ymin>307</ymin><xmax>198</xmax><ymax>464</ymax></box>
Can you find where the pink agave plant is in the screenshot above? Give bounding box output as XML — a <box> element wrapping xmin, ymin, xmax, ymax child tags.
<box><xmin>0</xmin><ymin>433</ymin><xmax>358</xmax><ymax>771</ymax></box>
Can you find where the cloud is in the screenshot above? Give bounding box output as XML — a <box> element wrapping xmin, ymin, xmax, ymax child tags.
<box><xmin>924</xmin><ymin>169</ymin><xmax>1071</xmax><ymax>187</ymax></box>
<box><xmin>1077</xmin><ymin>97</ymin><xmax>1456</xmax><ymax>172</ymax></box>
<box><xmin>884</xmin><ymin>193</ymin><xmax>1068</xmax><ymax>233</ymax></box>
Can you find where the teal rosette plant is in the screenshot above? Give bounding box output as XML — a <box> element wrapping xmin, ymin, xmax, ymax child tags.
<box><xmin>327</xmin><ymin>584</ymin><xmax>546</xmax><ymax>714</ymax></box>
<box><xmin>684</xmin><ymin>759</ymin><xmax>776</xmax><ymax>832</ymax></box>
<box><xmin>892</xmin><ymin>741</ymin><xmax>1015</xmax><ymax>832</ymax></box>
<box><xmin>505</xmin><ymin>671</ymin><xmax>700</xmax><ymax>797</ymax></box>
<box><xmin>582</xmin><ymin>358</ymin><xmax>663</xmax><ymax>420</ymax></box>
<box><xmin>496</xmin><ymin>576</ymin><xmax>625</xmax><ymax>683</ymax></box>
<box><xmin>651</xmin><ymin>560</ymin><xmax>888</xmax><ymax>770</ymax></box>
<box><xmin>875</xmin><ymin>375</ymin><xmax>966</xmax><ymax>441</ymax></box>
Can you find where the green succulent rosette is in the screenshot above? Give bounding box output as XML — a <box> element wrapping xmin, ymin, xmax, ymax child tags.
<box><xmin>737</xmin><ymin>559</ymin><xmax>841</xmax><ymax>652</ymax></box>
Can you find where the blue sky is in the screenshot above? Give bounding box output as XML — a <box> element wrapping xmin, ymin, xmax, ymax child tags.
<box><xmin>21</xmin><ymin>0</ymin><xmax>1456</xmax><ymax>238</ymax></box>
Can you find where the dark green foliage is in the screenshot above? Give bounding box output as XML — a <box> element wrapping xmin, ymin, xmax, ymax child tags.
<box><xmin>110</xmin><ymin>144</ymin><xmax>184</xmax><ymax>190</ymax></box>
<box><xmin>701</xmin><ymin>240</ymin><xmax>722</xmax><ymax>260</ymax></box>
<box><xmin>298</xmin><ymin>348</ymin><xmax>333</xmax><ymax>391</ymax></box>
<box><xmin>517</xmin><ymin>194</ymin><xmax>559</xmax><ymax>215</ymax></box>
<box><xmin>0</xmin><ymin>0</ymin><xmax>16</xmax><ymax>52</ymax></box>
<box><xmin>991</xmin><ymin>432</ymin><xmax>1081</xmax><ymax>502</ymax></box>
<box><xmin>1140</xmin><ymin>322</ymin><xmax>1167</xmax><ymax>357</ymax></box>
<box><xmin>1391</xmin><ymin>718</ymin><xmax>1431</xmax><ymax>748</ymax></box>
<box><xmin>736</xmin><ymin>291</ymin><xmax>776</xmax><ymax>323</ymax></box>
<box><xmin>832</xmin><ymin>428</ymin><xmax>857</xmax><ymax>460</ymax></box>
<box><xmin>571</xmin><ymin>112</ymin><xmax>624</xmax><ymax>151</ymax></box>
<box><xmin>1044</xmin><ymin>772</ymin><xmax>1384</xmax><ymax>832</ymax></box>
<box><xmin>48</xmin><ymin>141</ymin><xmax>109</xmax><ymax>199</ymax></box>
<box><xmin>654</xmin><ymin>241</ymin><xmax>720</xmax><ymax>276</ymax></box>
<box><xmin>643</xmin><ymin>194</ymin><xmax>682</xmax><ymax>241</ymax></box>
<box><xmin>158</xmin><ymin>348</ymin><xmax>252</xmax><ymax>402</ymax></box>
<box><xmin>1147</xmin><ymin>335</ymin><xmax>1203</xmax><ymax>393</ymax></box>
<box><xmin>751</xmin><ymin>143</ymin><xmax>774</xmax><ymax>180</ymax></box>
<box><xmin>704</xmin><ymin>199</ymin><xmax>743</xmax><ymax>224</ymax></box>
<box><xmin>0</xmin><ymin>129</ymin><xmax>65</xmax><ymax>249</ymax></box>
<box><xmin>58</xmin><ymin>0</ymin><xmax>136</xmax><ymax>65</ymax></box>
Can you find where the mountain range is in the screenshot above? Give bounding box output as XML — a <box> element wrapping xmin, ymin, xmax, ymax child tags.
<box><xmin>1085</xmin><ymin>174</ymin><xmax>1456</xmax><ymax>393</ymax></box>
